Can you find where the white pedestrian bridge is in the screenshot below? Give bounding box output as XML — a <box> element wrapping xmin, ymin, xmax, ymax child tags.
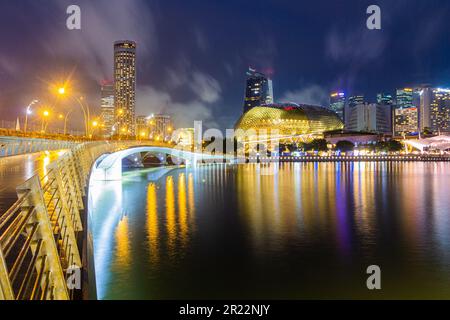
<box><xmin>92</xmin><ymin>145</ymin><xmax>232</xmax><ymax>180</ymax></box>
<box><xmin>0</xmin><ymin>140</ymin><xmax>231</xmax><ymax>300</ymax></box>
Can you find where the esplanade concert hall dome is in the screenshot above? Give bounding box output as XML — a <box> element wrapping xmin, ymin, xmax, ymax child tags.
<box><xmin>234</xmin><ymin>103</ymin><xmax>344</xmax><ymax>135</ymax></box>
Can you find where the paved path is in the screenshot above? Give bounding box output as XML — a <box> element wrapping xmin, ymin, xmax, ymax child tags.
<box><xmin>0</xmin><ymin>150</ymin><xmax>65</xmax><ymax>214</ymax></box>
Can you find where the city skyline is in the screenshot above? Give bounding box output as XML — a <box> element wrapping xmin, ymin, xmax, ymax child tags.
<box><xmin>1</xmin><ymin>0</ymin><xmax>450</xmax><ymax>304</ymax></box>
<box><xmin>1</xmin><ymin>0</ymin><xmax>450</xmax><ymax>130</ymax></box>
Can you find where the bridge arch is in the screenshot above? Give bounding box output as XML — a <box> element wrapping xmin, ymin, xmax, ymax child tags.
<box><xmin>91</xmin><ymin>146</ymin><xmax>223</xmax><ymax>181</ymax></box>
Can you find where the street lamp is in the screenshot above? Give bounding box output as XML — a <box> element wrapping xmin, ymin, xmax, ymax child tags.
<box><xmin>24</xmin><ymin>99</ymin><xmax>38</xmax><ymax>134</ymax></box>
<box><xmin>41</xmin><ymin>110</ymin><xmax>50</xmax><ymax>133</ymax></box>
<box><xmin>57</xmin><ymin>86</ymin><xmax>91</xmax><ymax>137</ymax></box>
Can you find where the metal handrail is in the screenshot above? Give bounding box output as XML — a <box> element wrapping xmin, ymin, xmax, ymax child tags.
<box><xmin>1</xmin><ymin>140</ymin><xmax>169</xmax><ymax>300</ymax></box>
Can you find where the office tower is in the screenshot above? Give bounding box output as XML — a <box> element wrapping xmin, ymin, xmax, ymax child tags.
<box><xmin>136</xmin><ymin>115</ymin><xmax>148</xmax><ymax>138</ymax></box>
<box><xmin>148</xmin><ymin>114</ymin><xmax>174</xmax><ymax>142</ymax></box>
<box><xmin>100</xmin><ymin>81</ymin><xmax>115</xmax><ymax>138</ymax></box>
<box><xmin>114</xmin><ymin>40</ymin><xmax>136</xmax><ymax>136</ymax></box>
<box><xmin>430</xmin><ymin>88</ymin><xmax>450</xmax><ymax>133</ymax></box>
<box><xmin>243</xmin><ymin>68</ymin><xmax>274</xmax><ymax>113</ymax></box>
<box><xmin>394</xmin><ymin>107</ymin><xmax>418</xmax><ymax>135</ymax></box>
<box><xmin>346</xmin><ymin>103</ymin><xmax>391</xmax><ymax>134</ymax></box>
<box><xmin>419</xmin><ymin>87</ymin><xmax>433</xmax><ymax>132</ymax></box>
<box><xmin>394</xmin><ymin>88</ymin><xmax>418</xmax><ymax>135</ymax></box>
<box><xmin>348</xmin><ymin>95</ymin><xmax>365</xmax><ymax>108</ymax></box>
<box><xmin>396</xmin><ymin>88</ymin><xmax>413</xmax><ymax>108</ymax></box>
<box><xmin>329</xmin><ymin>91</ymin><xmax>345</xmax><ymax>120</ymax></box>
<box><xmin>377</xmin><ymin>93</ymin><xmax>393</xmax><ymax>105</ymax></box>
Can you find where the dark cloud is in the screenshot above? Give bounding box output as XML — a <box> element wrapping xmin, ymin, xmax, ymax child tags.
<box><xmin>1</xmin><ymin>0</ymin><xmax>450</xmax><ymax>129</ymax></box>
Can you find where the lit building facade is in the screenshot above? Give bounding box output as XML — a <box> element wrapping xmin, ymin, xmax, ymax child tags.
<box><xmin>100</xmin><ymin>82</ymin><xmax>114</xmax><ymax>138</ymax></box>
<box><xmin>346</xmin><ymin>103</ymin><xmax>391</xmax><ymax>134</ymax></box>
<box><xmin>136</xmin><ymin>115</ymin><xmax>148</xmax><ymax>138</ymax></box>
<box><xmin>394</xmin><ymin>88</ymin><xmax>418</xmax><ymax>135</ymax></box>
<box><xmin>148</xmin><ymin>114</ymin><xmax>174</xmax><ymax>142</ymax></box>
<box><xmin>114</xmin><ymin>40</ymin><xmax>136</xmax><ymax>136</ymax></box>
<box><xmin>235</xmin><ymin>103</ymin><xmax>344</xmax><ymax>137</ymax></box>
<box><xmin>243</xmin><ymin>68</ymin><xmax>273</xmax><ymax>113</ymax></box>
<box><xmin>377</xmin><ymin>93</ymin><xmax>393</xmax><ymax>105</ymax></box>
<box><xmin>329</xmin><ymin>92</ymin><xmax>345</xmax><ymax>121</ymax></box>
<box><xmin>429</xmin><ymin>88</ymin><xmax>450</xmax><ymax>133</ymax></box>
<box><xmin>348</xmin><ymin>95</ymin><xmax>364</xmax><ymax>108</ymax></box>
<box><xmin>394</xmin><ymin>107</ymin><xmax>418</xmax><ymax>135</ymax></box>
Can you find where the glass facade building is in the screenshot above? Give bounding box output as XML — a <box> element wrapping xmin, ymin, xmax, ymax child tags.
<box><xmin>377</xmin><ymin>93</ymin><xmax>393</xmax><ymax>105</ymax></box>
<box><xmin>348</xmin><ymin>95</ymin><xmax>364</xmax><ymax>108</ymax></box>
<box><xmin>394</xmin><ymin>88</ymin><xmax>418</xmax><ymax>135</ymax></box>
<box><xmin>243</xmin><ymin>68</ymin><xmax>273</xmax><ymax>113</ymax></box>
<box><xmin>429</xmin><ymin>88</ymin><xmax>450</xmax><ymax>133</ymax></box>
<box><xmin>329</xmin><ymin>92</ymin><xmax>345</xmax><ymax>121</ymax></box>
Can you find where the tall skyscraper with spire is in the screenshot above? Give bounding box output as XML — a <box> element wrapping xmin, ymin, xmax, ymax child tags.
<box><xmin>114</xmin><ymin>40</ymin><xmax>136</xmax><ymax>136</ymax></box>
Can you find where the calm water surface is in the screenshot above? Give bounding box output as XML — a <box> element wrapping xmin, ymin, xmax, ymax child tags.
<box><xmin>88</xmin><ymin>162</ymin><xmax>450</xmax><ymax>299</ymax></box>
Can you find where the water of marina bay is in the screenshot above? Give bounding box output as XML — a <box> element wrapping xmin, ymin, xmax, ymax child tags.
<box><xmin>88</xmin><ymin>162</ymin><xmax>450</xmax><ymax>300</ymax></box>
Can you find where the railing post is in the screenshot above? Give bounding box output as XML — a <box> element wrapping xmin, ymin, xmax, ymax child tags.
<box><xmin>0</xmin><ymin>246</ymin><xmax>14</xmax><ymax>300</ymax></box>
<box><xmin>47</xmin><ymin>164</ymin><xmax>82</xmax><ymax>267</ymax></box>
<box><xmin>16</xmin><ymin>176</ymin><xmax>69</xmax><ymax>300</ymax></box>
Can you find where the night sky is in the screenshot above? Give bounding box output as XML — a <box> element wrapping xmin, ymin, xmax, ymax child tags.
<box><xmin>1</xmin><ymin>0</ymin><xmax>450</xmax><ymax>130</ymax></box>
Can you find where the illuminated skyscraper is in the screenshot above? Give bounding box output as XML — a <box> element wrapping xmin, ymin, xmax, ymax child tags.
<box><xmin>243</xmin><ymin>68</ymin><xmax>273</xmax><ymax>113</ymax></box>
<box><xmin>114</xmin><ymin>40</ymin><xmax>136</xmax><ymax>136</ymax></box>
<box><xmin>429</xmin><ymin>88</ymin><xmax>450</xmax><ymax>133</ymax></box>
<box><xmin>394</xmin><ymin>88</ymin><xmax>418</xmax><ymax>135</ymax></box>
<box><xmin>100</xmin><ymin>81</ymin><xmax>115</xmax><ymax>138</ymax></box>
<box><xmin>348</xmin><ymin>95</ymin><xmax>364</xmax><ymax>108</ymax></box>
<box><xmin>329</xmin><ymin>91</ymin><xmax>345</xmax><ymax>120</ymax></box>
<box><xmin>396</xmin><ymin>88</ymin><xmax>413</xmax><ymax>108</ymax></box>
<box><xmin>377</xmin><ymin>93</ymin><xmax>393</xmax><ymax>105</ymax></box>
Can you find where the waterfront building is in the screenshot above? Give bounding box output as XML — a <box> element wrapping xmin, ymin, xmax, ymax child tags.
<box><xmin>136</xmin><ymin>115</ymin><xmax>148</xmax><ymax>138</ymax></box>
<box><xmin>394</xmin><ymin>106</ymin><xmax>419</xmax><ymax>135</ymax></box>
<box><xmin>324</xmin><ymin>132</ymin><xmax>384</xmax><ymax>145</ymax></box>
<box><xmin>419</xmin><ymin>87</ymin><xmax>450</xmax><ymax>133</ymax></box>
<box><xmin>100</xmin><ymin>81</ymin><xmax>114</xmax><ymax>138</ymax></box>
<box><xmin>394</xmin><ymin>88</ymin><xmax>418</xmax><ymax>135</ymax></box>
<box><xmin>148</xmin><ymin>114</ymin><xmax>174</xmax><ymax>142</ymax></box>
<box><xmin>346</xmin><ymin>103</ymin><xmax>391</xmax><ymax>134</ymax></box>
<box><xmin>243</xmin><ymin>68</ymin><xmax>273</xmax><ymax>113</ymax></box>
<box><xmin>329</xmin><ymin>91</ymin><xmax>345</xmax><ymax>121</ymax></box>
<box><xmin>234</xmin><ymin>103</ymin><xmax>343</xmax><ymax>137</ymax></box>
<box><xmin>114</xmin><ymin>40</ymin><xmax>137</xmax><ymax>136</ymax></box>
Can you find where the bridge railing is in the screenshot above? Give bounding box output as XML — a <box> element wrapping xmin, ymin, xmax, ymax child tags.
<box><xmin>0</xmin><ymin>138</ymin><xmax>76</xmax><ymax>157</ymax></box>
<box><xmin>0</xmin><ymin>140</ymin><xmax>152</xmax><ymax>300</ymax></box>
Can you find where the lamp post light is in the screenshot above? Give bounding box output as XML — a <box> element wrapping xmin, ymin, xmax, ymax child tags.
<box><xmin>24</xmin><ymin>99</ymin><xmax>38</xmax><ymax>134</ymax></box>
<box><xmin>60</xmin><ymin>109</ymin><xmax>74</xmax><ymax>136</ymax></box>
<box><xmin>57</xmin><ymin>86</ymin><xmax>91</xmax><ymax>137</ymax></box>
<box><xmin>41</xmin><ymin>110</ymin><xmax>50</xmax><ymax>133</ymax></box>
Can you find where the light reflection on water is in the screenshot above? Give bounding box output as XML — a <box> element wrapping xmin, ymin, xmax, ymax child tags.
<box><xmin>88</xmin><ymin>162</ymin><xmax>450</xmax><ymax>299</ymax></box>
